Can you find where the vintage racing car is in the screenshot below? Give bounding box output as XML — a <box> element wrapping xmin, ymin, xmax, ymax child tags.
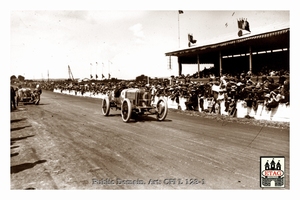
<box><xmin>17</xmin><ymin>86</ymin><xmax>41</xmax><ymax>105</ymax></box>
<box><xmin>101</xmin><ymin>88</ymin><xmax>168</xmax><ymax>122</ymax></box>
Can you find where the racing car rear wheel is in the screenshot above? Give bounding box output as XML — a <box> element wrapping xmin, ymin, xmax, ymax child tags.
<box><xmin>156</xmin><ymin>98</ymin><xmax>168</xmax><ymax>121</ymax></box>
<box><xmin>121</xmin><ymin>98</ymin><xmax>132</xmax><ymax>123</ymax></box>
<box><xmin>102</xmin><ymin>97</ymin><xmax>110</xmax><ymax>116</ymax></box>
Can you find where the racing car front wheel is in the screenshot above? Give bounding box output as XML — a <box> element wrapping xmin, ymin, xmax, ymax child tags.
<box><xmin>156</xmin><ymin>98</ymin><xmax>168</xmax><ymax>121</ymax></box>
<box><xmin>121</xmin><ymin>98</ymin><xmax>132</xmax><ymax>123</ymax></box>
<box><xmin>102</xmin><ymin>97</ymin><xmax>110</xmax><ymax>116</ymax></box>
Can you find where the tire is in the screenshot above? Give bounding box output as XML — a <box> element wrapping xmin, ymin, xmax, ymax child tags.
<box><xmin>102</xmin><ymin>97</ymin><xmax>110</xmax><ymax>116</ymax></box>
<box><xmin>156</xmin><ymin>98</ymin><xmax>168</xmax><ymax>121</ymax></box>
<box><xmin>121</xmin><ymin>98</ymin><xmax>132</xmax><ymax>123</ymax></box>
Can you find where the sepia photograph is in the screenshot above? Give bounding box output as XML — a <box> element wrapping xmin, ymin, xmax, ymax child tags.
<box><xmin>5</xmin><ymin>0</ymin><xmax>298</xmax><ymax>199</ymax></box>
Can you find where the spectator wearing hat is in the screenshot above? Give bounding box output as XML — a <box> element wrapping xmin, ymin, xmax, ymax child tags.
<box><xmin>253</xmin><ymin>83</ymin><xmax>263</xmax><ymax>100</ymax></box>
<box><xmin>185</xmin><ymin>74</ymin><xmax>191</xmax><ymax>83</ymax></box>
<box><xmin>246</xmin><ymin>75</ymin><xmax>255</xmax><ymax>86</ymax></box>
<box><xmin>228</xmin><ymin>85</ymin><xmax>237</xmax><ymax>99</ymax></box>
<box><xmin>265</xmin><ymin>90</ymin><xmax>282</xmax><ymax>111</ymax></box>
<box><xmin>251</xmin><ymin>89</ymin><xmax>259</xmax><ymax>112</ymax></box>
<box><xmin>214</xmin><ymin>99</ymin><xmax>220</xmax><ymax>114</ymax></box>
<box><xmin>168</xmin><ymin>87</ymin><xmax>176</xmax><ymax>99</ymax></box>
<box><xmin>279</xmin><ymin>80</ymin><xmax>289</xmax><ymax>104</ymax></box>
<box><xmin>261</xmin><ymin>75</ymin><xmax>267</xmax><ymax>83</ymax></box>
<box><xmin>155</xmin><ymin>85</ymin><xmax>165</xmax><ymax>97</ymax></box>
<box><xmin>185</xmin><ymin>87</ymin><xmax>198</xmax><ymax>111</ymax></box>
<box><xmin>150</xmin><ymin>85</ymin><xmax>157</xmax><ymax>103</ymax></box>
<box><xmin>247</xmin><ymin>71</ymin><xmax>252</xmax><ymax>77</ymax></box>
<box><xmin>267</xmin><ymin>76</ymin><xmax>280</xmax><ymax>91</ymax></box>
<box><xmin>227</xmin><ymin>98</ymin><xmax>237</xmax><ymax>117</ymax></box>
<box><xmin>196</xmin><ymin>83</ymin><xmax>206</xmax><ymax>112</ymax></box>
<box><xmin>278</xmin><ymin>75</ymin><xmax>286</xmax><ymax>85</ymax></box>
<box><xmin>224</xmin><ymin>84</ymin><xmax>237</xmax><ymax>113</ymax></box>
<box><xmin>179</xmin><ymin>84</ymin><xmax>188</xmax><ymax>98</ymax></box>
<box><xmin>251</xmin><ymin>83</ymin><xmax>264</xmax><ymax>111</ymax></box>
<box><xmin>206</xmin><ymin>97</ymin><xmax>215</xmax><ymax>113</ymax></box>
<box><xmin>239</xmin><ymin>72</ymin><xmax>246</xmax><ymax>83</ymax></box>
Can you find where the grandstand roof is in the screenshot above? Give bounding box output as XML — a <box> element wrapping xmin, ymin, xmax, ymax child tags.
<box><xmin>165</xmin><ymin>23</ymin><xmax>290</xmax><ymax>64</ymax></box>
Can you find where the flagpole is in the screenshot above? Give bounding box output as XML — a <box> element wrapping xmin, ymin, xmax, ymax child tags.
<box><xmin>178</xmin><ymin>10</ymin><xmax>184</xmax><ymax>48</ymax></box>
<box><xmin>178</xmin><ymin>12</ymin><xmax>180</xmax><ymax>48</ymax></box>
<box><xmin>107</xmin><ymin>61</ymin><xmax>110</xmax><ymax>79</ymax></box>
<box><xmin>90</xmin><ymin>63</ymin><xmax>92</xmax><ymax>79</ymax></box>
<box><xmin>96</xmin><ymin>62</ymin><xmax>98</xmax><ymax>80</ymax></box>
<box><xmin>102</xmin><ymin>62</ymin><xmax>104</xmax><ymax>80</ymax></box>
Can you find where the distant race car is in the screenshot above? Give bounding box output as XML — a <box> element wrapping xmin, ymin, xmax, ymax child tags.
<box><xmin>17</xmin><ymin>86</ymin><xmax>41</xmax><ymax>105</ymax></box>
<box><xmin>101</xmin><ymin>88</ymin><xmax>168</xmax><ymax>123</ymax></box>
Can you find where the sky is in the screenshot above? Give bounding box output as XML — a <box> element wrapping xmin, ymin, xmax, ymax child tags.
<box><xmin>9</xmin><ymin>6</ymin><xmax>291</xmax><ymax>80</ymax></box>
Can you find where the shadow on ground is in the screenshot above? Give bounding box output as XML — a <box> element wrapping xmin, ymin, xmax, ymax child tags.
<box><xmin>11</xmin><ymin>160</ymin><xmax>47</xmax><ymax>174</ymax></box>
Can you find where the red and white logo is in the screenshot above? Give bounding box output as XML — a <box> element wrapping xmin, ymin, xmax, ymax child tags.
<box><xmin>260</xmin><ymin>156</ymin><xmax>285</xmax><ymax>188</ymax></box>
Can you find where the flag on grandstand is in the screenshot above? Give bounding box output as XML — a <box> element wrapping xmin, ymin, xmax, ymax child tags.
<box><xmin>178</xmin><ymin>10</ymin><xmax>184</xmax><ymax>14</ymax></box>
<box><xmin>108</xmin><ymin>73</ymin><xmax>111</xmax><ymax>79</ymax></box>
<box><xmin>96</xmin><ymin>74</ymin><xmax>98</xmax><ymax>79</ymax></box>
<box><xmin>102</xmin><ymin>74</ymin><xmax>105</xmax><ymax>79</ymax></box>
<box><xmin>237</xmin><ymin>18</ymin><xmax>250</xmax><ymax>32</ymax></box>
<box><xmin>188</xmin><ymin>34</ymin><xmax>197</xmax><ymax>43</ymax></box>
<box><xmin>188</xmin><ymin>33</ymin><xmax>197</xmax><ymax>47</ymax></box>
<box><xmin>237</xmin><ymin>18</ymin><xmax>251</xmax><ymax>37</ymax></box>
<box><xmin>90</xmin><ymin>74</ymin><xmax>93</xmax><ymax>79</ymax></box>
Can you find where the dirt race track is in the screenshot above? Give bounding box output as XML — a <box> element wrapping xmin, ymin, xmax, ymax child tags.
<box><xmin>10</xmin><ymin>89</ymin><xmax>290</xmax><ymax>190</ymax></box>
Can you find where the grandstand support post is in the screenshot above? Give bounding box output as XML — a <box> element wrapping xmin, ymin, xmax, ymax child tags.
<box><xmin>249</xmin><ymin>46</ymin><xmax>252</xmax><ymax>74</ymax></box>
<box><xmin>197</xmin><ymin>54</ymin><xmax>200</xmax><ymax>78</ymax></box>
<box><xmin>178</xmin><ymin>57</ymin><xmax>182</xmax><ymax>75</ymax></box>
<box><xmin>219</xmin><ymin>51</ymin><xmax>222</xmax><ymax>76</ymax></box>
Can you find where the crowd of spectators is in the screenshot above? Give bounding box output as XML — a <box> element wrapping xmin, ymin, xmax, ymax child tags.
<box><xmin>49</xmin><ymin>70</ymin><xmax>289</xmax><ymax>117</ymax></box>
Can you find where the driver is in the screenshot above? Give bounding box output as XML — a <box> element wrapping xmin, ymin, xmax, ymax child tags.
<box><xmin>114</xmin><ymin>82</ymin><xmax>127</xmax><ymax>98</ymax></box>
